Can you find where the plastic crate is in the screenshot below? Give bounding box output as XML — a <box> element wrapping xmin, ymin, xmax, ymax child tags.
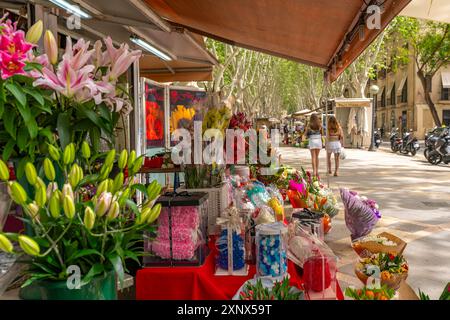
<box><xmin>179</xmin><ymin>183</ymin><xmax>231</xmax><ymax>235</ymax></box>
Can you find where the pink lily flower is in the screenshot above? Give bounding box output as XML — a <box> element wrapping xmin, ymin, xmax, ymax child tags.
<box><xmin>0</xmin><ymin>52</ymin><xmax>26</xmax><ymax>79</ymax></box>
<box><xmin>0</xmin><ymin>30</ymin><xmax>34</xmax><ymax>58</ymax></box>
<box><xmin>107</xmin><ymin>48</ymin><xmax>141</xmax><ymax>81</ymax></box>
<box><xmin>26</xmin><ymin>52</ymin><xmax>49</xmax><ymax>78</ymax></box>
<box><xmin>63</xmin><ymin>37</ymin><xmax>94</xmax><ymax>70</ymax></box>
<box><xmin>34</xmin><ymin>59</ymin><xmax>98</xmax><ymax>102</ymax></box>
<box><xmin>0</xmin><ymin>18</ymin><xmax>35</xmax><ymax>79</ymax></box>
<box><xmin>103</xmin><ymin>36</ymin><xmax>141</xmax><ymax>81</ymax></box>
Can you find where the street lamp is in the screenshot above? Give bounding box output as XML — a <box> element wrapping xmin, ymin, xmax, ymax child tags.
<box><xmin>368</xmin><ymin>85</ymin><xmax>380</xmax><ymax>151</ymax></box>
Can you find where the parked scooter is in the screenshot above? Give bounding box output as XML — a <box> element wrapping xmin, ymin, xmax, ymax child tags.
<box><xmin>427</xmin><ymin>128</ymin><xmax>450</xmax><ymax>165</ymax></box>
<box><xmin>400</xmin><ymin>129</ymin><xmax>420</xmax><ymax>156</ymax></box>
<box><xmin>424</xmin><ymin>127</ymin><xmax>446</xmax><ymax>159</ymax></box>
<box><xmin>390</xmin><ymin>128</ymin><xmax>403</xmax><ymax>153</ymax></box>
<box><xmin>374</xmin><ymin>129</ymin><xmax>382</xmax><ymax>148</ymax></box>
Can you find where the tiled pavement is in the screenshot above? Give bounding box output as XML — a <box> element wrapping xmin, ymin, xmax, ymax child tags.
<box><xmin>280</xmin><ymin>146</ymin><xmax>450</xmax><ymax>299</ymax></box>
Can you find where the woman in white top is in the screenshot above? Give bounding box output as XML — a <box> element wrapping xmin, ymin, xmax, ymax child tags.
<box><xmin>326</xmin><ymin>116</ymin><xmax>344</xmax><ymax>176</ymax></box>
<box><xmin>304</xmin><ymin>113</ymin><xmax>323</xmax><ymax>178</ymax></box>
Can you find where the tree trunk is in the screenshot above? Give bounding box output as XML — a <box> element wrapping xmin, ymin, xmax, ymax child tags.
<box><xmin>418</xmin><ymin>70</ymin><xmax>442</xmax><ymax>127</ymax></box>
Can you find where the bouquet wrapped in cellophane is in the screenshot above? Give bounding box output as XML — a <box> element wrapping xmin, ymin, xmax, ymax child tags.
<box><xmin>340</xmin><ymin>188</ymin><xmax>380</xmax><ymax>241</ymax></box>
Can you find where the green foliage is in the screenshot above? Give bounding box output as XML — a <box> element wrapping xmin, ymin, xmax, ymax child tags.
<box><xmin>419</xmin><ymin>282</ymin><xmax>450</xmax><ymax>300</ymax></box>
<box><xmin>0</xmin><ymin>73</ymin><xmax>55</xmax><ymax>164</ymax></box>
<box><xmin>239</xmin><ymin>277</ymin><xmax>303</xmax><ymax>300</ymax></box>
<box><xmin>389</xmin><ymin>17</ymin><xmax>450</xmax><ymax>76</ymax></box>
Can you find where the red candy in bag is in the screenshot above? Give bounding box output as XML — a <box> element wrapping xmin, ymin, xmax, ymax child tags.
<box><xmin>303</xmin><ymin>256</ymin><xmax>332</xmax><ymax>292</ymax></box>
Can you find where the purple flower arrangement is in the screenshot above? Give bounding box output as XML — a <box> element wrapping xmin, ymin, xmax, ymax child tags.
<box><xmin>340</xmin><ymin>188</ymin><xmax>381</xmax><ymax>241</ymax></box>
<box><xmin>349</xmin><ymin>190</ymin><xmax>381</xmax><ymax>219</ymax></box>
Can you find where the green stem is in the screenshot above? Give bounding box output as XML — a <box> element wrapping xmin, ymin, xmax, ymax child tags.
<box><xmin>100</xmin><ymin>219</ymin><xmax>108</xmax><ymax>262</ymax></box>
<box><xmin>89</xmin><ymin>224</ymin><xmax>140</xmax><ymax>237</ymax></box>
<box><xmin>35</xmin><ymin>219</ymin><xmax>70</xmax><ymax>268</ymax></box>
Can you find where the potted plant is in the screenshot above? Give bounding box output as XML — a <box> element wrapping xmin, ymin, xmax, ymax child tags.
<box><xmin>0</xmin><ymin>143</ymin><xmax>162</xmax><ymax>300</ymax></box>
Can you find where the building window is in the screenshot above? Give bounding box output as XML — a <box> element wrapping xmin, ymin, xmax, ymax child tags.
<box><xmin>401</xmin><ymin>111</ymin><xmax>407</xmax><ymax>132</ymax></box>
<box><xmin>442</xmin><ymin>86</ymin><xmax>450</xmax><ymax>101</ymax></box>
<box><xmin>381</xmin><ymin>89</ymin><xmax>386</xmax><ymax>108</ymax></box>
<box><xmin>443</xmin><ymin>110</ymin><xmax>450</xmax><ymax>126</ymax></box>
<box><xmin>344</xmin><ymin>88</ymin><xmax>350</xmax><ymax>98</ymax></box>
<box><xmin>391</xmin><ymin>110</ymin><xmax>396</xmax><ymax>128</ymax></box>
<box><xmin>390</xmin><ymin>84</ymin><xmax>396</xmax><ymax>106</ymax></box>
<box><xmin>426</xmin><ymin>75</ymin><xmax>432</xmax><ymax>93</ymax></box>
<box><xmin>401</xmin><ymin>79</ymin><xmax>408</xmax><ymax>103</ymax></box>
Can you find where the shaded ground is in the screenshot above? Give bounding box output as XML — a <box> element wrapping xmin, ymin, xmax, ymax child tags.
<box><xmin>281</xmin><ymin>145</ymin><xmax>450</xmax><ymax>299</ymax></box>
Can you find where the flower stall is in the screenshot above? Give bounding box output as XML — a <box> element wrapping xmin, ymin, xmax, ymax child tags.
<box><xmin>0</xmin><ymin>1</ymin><xmax>439</xmax><ymax>304</ymax></box>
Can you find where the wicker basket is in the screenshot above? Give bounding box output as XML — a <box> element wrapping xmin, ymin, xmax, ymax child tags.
<box><xmin>179</xmin><ymin>183</ymin><xmax>231</xmax><ymax>235</ymax></box>
<box><xmin>355</xmin><ymin>266</ymin><xmax>408</xmax><ymax>290</ymax></box>
<box><xmin>352</xmin><ymin>232</ymin><xmax>407</xmax><ymax>258</ymax></box>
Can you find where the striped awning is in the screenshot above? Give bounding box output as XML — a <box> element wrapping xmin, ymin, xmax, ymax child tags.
<box><xmin>442</xmin><ymin>72</ymin><xmax>450</xmax><ymax>89</ymax></box>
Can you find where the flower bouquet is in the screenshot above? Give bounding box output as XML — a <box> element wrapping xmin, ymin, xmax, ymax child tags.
<box><xmin>352</xmin><ymin>232</ymin><xmax>407</xmax><ymax>258</ymax></box>
<box><xmin>0</xmin><ymin>143</ymin><xmax>162</xmax><ymax>299</ymax></box>
<box><xmin>340</xmin><ymin>188</ymin><xmax>380</xmax><ymax>241</ymax></box>
<box><xmin>235</xmin><ymin>277</ymin><xmax>304</xmax><ymax>300</ymax></box>
<box><xmin>355</xmin><ymin>253</ymin><xmax>409</xmax><ymax>290</ymax></box>
<box><xmin>345</xmin><ymin>285</ymin><xmax>396</xmax><ymax>300</ymax></box>
<box><xmin>287</xmin><ymin>180</ymin><xmax>308</xmax><ymax>209</ymax></box>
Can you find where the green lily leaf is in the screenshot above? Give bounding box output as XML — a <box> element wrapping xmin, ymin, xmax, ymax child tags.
<box><xmin>81</xmin><ymin>263</ymin><xmax>105</xmax><ymax>286</ymax></box>
<box><xmin>67</xmin><ymin>249</ymin><xmax>104</xmax><ymax>264</ymax></box>
<box><xmin>3</xmin><ymin>108</ymin><xmax>16</xmax><ymax>139</ymax></box>
<box><xmin>57</xmin><ymin>112</ymin><xmax>72</xmax><ymax>149</ymax></box>
<box><xmin>5</xmin><ymin>82</ymin><xmax>27</xmax><ymax>108</ymax></box>
<box><xmin>2</xmin><ymin>140</ymin><xmax>15</xmax><ymax>161</ymax></box>
<box><xmin>108</xmin><ymin>254</ymin><xmax>124</xmax><ymax>286</ymax></box>
<box><xmin>22</xmin><ymin>87</ymin><xmax>45</xmax><ymax>107</ymax></box>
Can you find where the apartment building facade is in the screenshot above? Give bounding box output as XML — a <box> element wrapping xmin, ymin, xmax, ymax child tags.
<box><xmin>370</xmin><ymin>62</ymin><xmax>450</xmax><ymax>139</ymax></box>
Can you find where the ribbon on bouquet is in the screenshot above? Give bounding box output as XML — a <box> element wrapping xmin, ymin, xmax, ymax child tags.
<box><xmin>216</xmin><ymin>206</ymin><xmax>242</xmax><ymax>275</ymax></box>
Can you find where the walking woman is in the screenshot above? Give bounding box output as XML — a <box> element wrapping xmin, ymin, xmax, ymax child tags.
<box><xmin>305</xmin><ymin>113</ymin><xmax>323</xmax><ymax>178</ymax></box>
<box><xmin>326</xmin><ymin>116</ymin><xmax>344</xmax><ymax>177</ymax></box>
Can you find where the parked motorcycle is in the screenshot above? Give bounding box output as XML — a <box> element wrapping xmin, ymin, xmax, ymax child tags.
<box><xmin>400</xmin><ymin>129</ymin><xmax>420</xmax><ymax>156</ymax></box>
<box><xmin>390</xmin><ymin>128</ymin><xmax>403</xmax><ymax>153</ymax></box>
<box><xmin>424</xmin><ymin>127</ymin><xmax>446</xmax><ymax>159</ymax></box>
<box><xmin>427</xmin><ymin>128</ymin><xmax>450</xmax><ymax>165</ymax></box>
<box><xmin>374</xmin><ymin>129</ymin><xmax>382</xmax><ymax>148</ymax></box>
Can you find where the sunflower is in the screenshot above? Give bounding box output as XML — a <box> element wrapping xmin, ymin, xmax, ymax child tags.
<box><xmin>170</xmin><ymin>105</ymin><xmax>196</xmax><ymax>133</ymax></box>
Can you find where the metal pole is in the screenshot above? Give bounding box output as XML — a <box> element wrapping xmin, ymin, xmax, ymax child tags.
<box><xmin>368</xmin><ymin>98</ymin><xmax>376</xmax><ymax>152</ymax></box>
<box><xmin>325</xmin><ymin>102</ymin><xmax>330</xmax><ymax>188</ymax></box>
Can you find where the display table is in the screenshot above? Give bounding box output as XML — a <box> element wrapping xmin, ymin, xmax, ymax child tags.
<box><xmin>136</xmin><ymin>243</ymin><xmax>344</xmax><ymax>300</ymax></box>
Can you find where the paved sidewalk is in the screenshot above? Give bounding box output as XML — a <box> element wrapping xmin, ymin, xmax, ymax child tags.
<box><xmin>281</xmin><ymin>146</ymin><xmax>450</xmax><ymax>299</ymax></box>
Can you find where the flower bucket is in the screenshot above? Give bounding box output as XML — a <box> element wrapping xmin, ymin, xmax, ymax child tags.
<box><xmin>19</xmin><ymin>271</ymin><xmax>117</xmax><ymax>300</ymax></box>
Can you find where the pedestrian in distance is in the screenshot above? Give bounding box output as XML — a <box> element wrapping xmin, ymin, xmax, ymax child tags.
<box><xmin>326</xmin><ymin>116</ymin><xmax>344</xmax><ymax>177</ymax></box>
<box><xmin>304</xmin><ymin>113</ymin><xmax>323</xmax><ymax>178</ymax></box>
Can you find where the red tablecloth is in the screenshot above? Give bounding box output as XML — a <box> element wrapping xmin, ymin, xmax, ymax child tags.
<box><xmin>136</xmin><ymin>243</ymin><xmax>344</xmax><ymax>300</ymax></box>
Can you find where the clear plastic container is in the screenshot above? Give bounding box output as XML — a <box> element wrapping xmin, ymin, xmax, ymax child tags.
<box><xmin>255</xmin><ymin>222</ymin><xmax>288</xmax><ymax>280</ymax></box>
<box><xmin>215</xmin><ymin>218</ymin><xmax>247</xmax><ymax>276</ymax></box>
<box><xmin>144</xmin><ymin>192</ymin><xmax>209</xmax><ymax>267</ymax></box>
<box><xmin>302</xmin><ymin>240</ymin><xmax>338</xmax><ymax>300</ymax></box>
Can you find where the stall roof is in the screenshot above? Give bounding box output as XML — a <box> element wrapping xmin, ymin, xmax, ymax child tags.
<box><xmin>42</xmin><ymin>0</ymin><xmax>217</xmax><ymax>81</ymax></box>
<box><xmin>140</xmin><ymin>55</ymin><xmax>213</xmax><ymax>82</ymax></box>
<box><xmin>144</xmin><ymin>0</ymin><xmax>411</xmax><ymax>82</ymax></box>
<box><xmin>332</xmin><ymin>98</ymin><xmax>372</xmax><ymax>108</ymax></box>
<box><xmin>400</xmin><ymin>0</ymin><xmax>450</xmax><ymax>24</ymax></box>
